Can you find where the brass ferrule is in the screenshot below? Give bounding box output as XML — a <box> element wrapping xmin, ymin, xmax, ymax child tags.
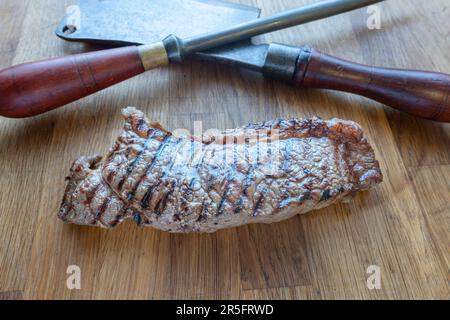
<box><xmin>138</xmin><ymin>42</ymin><xmax>169</xmax><ymax>71</ymax></box>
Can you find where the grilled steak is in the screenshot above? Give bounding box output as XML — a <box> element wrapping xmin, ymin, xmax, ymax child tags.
<box><xmin>59</xmin><ymin>107</ymin><xmax>382</xmax><ymax>233</ymax></box>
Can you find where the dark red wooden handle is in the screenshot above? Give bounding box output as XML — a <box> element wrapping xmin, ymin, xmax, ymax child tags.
<box><xmin>294</xmin><ymin>47</ymin><xmax>450</xmax><ymax>122</ymax></box>
<box><xmin>0</xmin><ymin>46</ymin><xmax>145</xmax><ymax>118</ymax></box>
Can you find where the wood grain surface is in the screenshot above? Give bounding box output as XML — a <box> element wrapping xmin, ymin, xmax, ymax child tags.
<box><xmin>0</xmin><ymin>0</ymin><xmax>448</xmax><ymax>300</ymax></box>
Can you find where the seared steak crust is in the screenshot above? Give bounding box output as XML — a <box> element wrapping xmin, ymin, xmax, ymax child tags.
<box><xmin>59</xmin><ymin>107</ymin><xmax>382</xmax><ymax>233</ymax></box>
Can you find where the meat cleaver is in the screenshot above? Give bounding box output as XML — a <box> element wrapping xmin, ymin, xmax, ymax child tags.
<box><xmin>55</xmin><ymin>0</ymin><xmax>261</xmax><ymax>57</ymax></box>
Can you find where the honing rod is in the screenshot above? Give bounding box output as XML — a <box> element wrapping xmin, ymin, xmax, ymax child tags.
<box><xmin>0</xmin><ymin>0</ymin><xmax>449</xmax><ymax>122</ymax></box>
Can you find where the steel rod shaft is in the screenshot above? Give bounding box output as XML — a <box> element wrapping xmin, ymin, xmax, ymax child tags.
<box><xmin>181</xmin><ymin>0</ymin><xmax>384</xmax><ymax>55</ymax></box>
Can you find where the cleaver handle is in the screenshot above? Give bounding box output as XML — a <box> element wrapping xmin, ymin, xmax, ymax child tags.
<box><xmin>0</xmin><ymin>43</ymin><xmax>168</xmax><ymax>118</ymax></box>
<box><xmin>293</xmin><ymin>47</ymin><xmax>450</xmax><ymax>122</ymax></box>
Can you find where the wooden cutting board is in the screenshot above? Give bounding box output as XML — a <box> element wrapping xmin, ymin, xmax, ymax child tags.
<box><xmin>0</xmin><ymin>0</ymin><xmax>448</xmax><ymax>300</ymax></box>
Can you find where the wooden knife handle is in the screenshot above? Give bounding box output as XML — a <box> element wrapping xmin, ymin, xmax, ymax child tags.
<box><xmin>0</xmin><ymin>43</ymin><xmax>168</xmax><ymax>118</ymax></box>
<box><xmin>294</xmin><ymin>47</ymin><xmax>450</xmax><ymax>122</ymax></box>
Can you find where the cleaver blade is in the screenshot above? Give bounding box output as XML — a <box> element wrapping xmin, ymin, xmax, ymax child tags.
<box><xmin>56</xmin><ymin>0</ymin><xmax>261</xmax><ymax>52</ymax></box>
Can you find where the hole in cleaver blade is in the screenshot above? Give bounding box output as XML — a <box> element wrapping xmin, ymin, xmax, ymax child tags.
<box><xmin>55</xmin><ymin>0</ymin><xmax>261</xmax><ymax>48</ymax></box>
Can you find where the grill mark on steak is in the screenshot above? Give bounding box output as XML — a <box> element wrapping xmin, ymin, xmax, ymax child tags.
<box><xmin>154</xmin><ymin>180</ymin><xmax>176</xmax><ymax>215</ymax></box>
<box><xmin>282</xmin><ymin>137</ymin><xmax>293</xmax><ymax>172</ymax></box>
<box><xmin>249</xmin><ymin>131</ymin><xmax>263</xmax><ymax>215</ymax></box>
<box><xmin>234</xmin><ymin>131</ymin><xmax>260</xmax><ymax>214</ymax></box>
<box><xmin>278</xmin><ymin>190</ymin><xmax>312</xmax><ymax>209</ymax></box>
<box><xmin>275</xmin><ymin>138</ymin><xmax>293</xmax><ymax>210</ymax></box>
<box><xmin>140</xmin><ymin>183</ymin><xmax>157</xmax><ymax>210</ymax></box>
<box><xmin>133</xmin><ymin>212</ymin><xmax>142</xmax><ymax>225</ymax></box>
<box><xmin>172</xmin><ymin>139</ymin><xmax>199</xmax><ymax>216</ymax></box>
<box><xmin>116</xmin><ymin>130</ymin><xmax>160</xmax><ymax>191</ymax></box>
<box><xmin>195</xmin><ymin>145</ymin><xmax>206</xmax><ymax>169</ymax></box>
<box><xmin>95</xmin><ymin>194</ymin><xmax>111</xmax><ymax>223</ymax></box>
<box><xmin>267</xmin><ymin>129</ymin><xmax>274</xmax><ymax>174</ymax></box>
<box><xmin>217</xmin><ymin>136</ymin><xmax>239</xmax><ymax>216</ymax></box>
<box><xmin>177</xmin><ymin>140</ymin><xmax>207</xmax><ymax>219</ymax></box>
<box><xmin>106</xmin><ymin>170</ymin><xmax>115</xmax><ymax>184</ymax></box>
<box><xmin>126</xmin><ymin>134</ymin><xmax>171</xmax><ymax>202</ymax></box>
<box><xmin>251</xmin><ymin>128</ymin><xmax>275</xmax><ymax>216</ymax></box>
<box><xmin>59</xmin><ymin>107</ymin><xmax>383</xmax><ymax>233</ymax></box>
<box><xmin>84</xmin><ymin>182</ymin><xmax>101</xmax><ymax>208</ymax></box>
<box><xmin>140</xmin><ymin>137</ymin><xmax>184</xmax><ymax>209</ymax></box>
<box><xmin>253</xmin><ymin>187</ymin><xmax>266</xmax><ymax>216</ymax></box>
<box><xmin>233</xmin><ymin>138</ymin><xmax>251</xmax><ymax>214</ymax></box>
<box><xmin>197</xmin><ymin>148</ymin><xmax>217</xmax><ymax>221</ymax></box>
<box><xmin>189</xmin><ymin>137</ymin><xmax>196</xmax><ymax>165</ymax></box>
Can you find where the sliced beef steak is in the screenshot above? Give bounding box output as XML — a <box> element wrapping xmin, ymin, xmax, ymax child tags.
<box><xmin>59</xmin><ymin>107</ymin><xmax>382</xmax><ymax>233</ymax></box>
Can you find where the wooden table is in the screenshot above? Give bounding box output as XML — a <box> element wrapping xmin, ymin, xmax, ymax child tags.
<box><xmin>0</xmin><ymin>0</ymin><xmax>448</xmax><ymax>300</ymax></box>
